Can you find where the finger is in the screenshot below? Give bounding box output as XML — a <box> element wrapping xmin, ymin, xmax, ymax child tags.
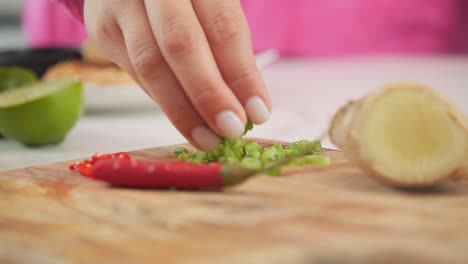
<box><xmin>193</xmin><ymin>0</ymin><xmax>271</xmax><ymax>124</ymax></box>
<box><xmin>87</xmin><ymin>2</ymin><xmax>220</xmax><ymax>150</ymax></box>
<box><xmin>144</xmin><ymin>0</ymin><xmax>247</xmax><ymax>139</ymax></box>
<box><xmin>115</xmin><ymin>1</ymin><xmax>221</xmax><ymax>151</ymax></box>
<box><xmin>84</xmin><ymin>4</ymin><xmax>147</xmax><ymax>95</ymax></box>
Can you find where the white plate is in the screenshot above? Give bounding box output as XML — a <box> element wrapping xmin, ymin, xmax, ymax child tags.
<box><xmin>84</xmin><ymin>84</ymin><xmax>156</xmax><ymax>113</ymax></box>
<box><xmin>83</xmin><ymin>49</ymin><xmax>279</xmax><ymax>113</ymax></box>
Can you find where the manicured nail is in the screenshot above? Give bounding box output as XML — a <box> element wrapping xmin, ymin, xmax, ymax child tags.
<box><xmin>191</xmin><ymin>126</ymin><xmax>220</xmax><ymax>151</ymax></box>
<box><xmin>245</xmin><ymin>96</ymin><xmax>270</xmax><ymax>124</ymax></box>
<box><xmin>216</xmin><ymin>110</ymin><xmax>245</xmax><ymax>138</ymax></box>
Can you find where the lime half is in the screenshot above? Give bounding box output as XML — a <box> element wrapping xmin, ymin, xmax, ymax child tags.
<box><xmin>0</xmin><ymin>77</ymin><xmax>84</xmax><ymax>146</ymax></box>
<box><xmin>0</xmin><ymin>67</ymin><xmax>38</xmax><ymax>138</ymax></box>
<box><xmin>0</xmin><ymin>67</ymin><xmax>37</xmax><ymax>92</ymax></box>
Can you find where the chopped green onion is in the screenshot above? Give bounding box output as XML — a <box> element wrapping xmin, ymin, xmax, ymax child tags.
<box><xmin>173</xmin><ymin>123</ymin><xmax>330</xmax><ymax>176</ymax></box>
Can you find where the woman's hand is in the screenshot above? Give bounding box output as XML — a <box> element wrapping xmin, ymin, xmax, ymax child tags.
<box><xmin>84</xmin><ymin>0</ymin><xmax>271</xmax><ymax>150</ymax></box>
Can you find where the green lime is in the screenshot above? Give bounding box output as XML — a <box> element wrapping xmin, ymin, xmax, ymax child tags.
<box><xmin>0</xmin><ymin>67</ymin><xmax>38</xmax><ymax>138</ymax></box>
<box><xmin>0</xmin><ymin>77</ymin><xmax>84</xmax><ymax>146</ymax></box>
<box><xmin>0</xmin><ymin>67</ymin><xmax>37</xmax><ymax>92</ymax></box>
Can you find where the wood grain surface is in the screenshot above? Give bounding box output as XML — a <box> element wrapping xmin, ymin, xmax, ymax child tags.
<box><xmin>1</xmin><ymin>139</ymin><xmax>467</xmax><ymax>264</ymax></box>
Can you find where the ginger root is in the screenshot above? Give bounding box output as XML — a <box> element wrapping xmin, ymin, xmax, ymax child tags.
<box><xmin>329</xmin><ymin>83</ymin><xmax>468</xmax><ymax>187</ymax></box>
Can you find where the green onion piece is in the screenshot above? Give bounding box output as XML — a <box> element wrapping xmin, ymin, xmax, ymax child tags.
<box><xmin>311</xmin><ymin>140</ymin><xmax>322</xmax><ymax>154</ymax></box>
<box><xmin>206</xmin><ymin>151</ymin><xmax>221</xmax><ymax>162</ymax></box>
<box><xmin>240</xmin><ymin>157</ymin><xmax>263</xmax><ymax>170</ymax></box>
<box><xmin>177</xmin><ymin>153</ymin><xmax>188</xmax><ymax>161</ymax></box>
<box><xmin>222</xmin><ymin>148</ymin><xmax>238</xmax><ymax>160</ymax></box>
<box><xmin>225</xmin><ymin>138</ymin><xmax>241</xmax><ymax>147</ymax></box>
<box><xmin>243</xmin><ymin>122</ymin><xmax>254</xmax><ymax>135</ymax></box>
<box><xmin>287</xmin><ymin>158</ymin><xmax>304</xmax><ymax>166</ymax></box>
<box><xmin>303</xmin><ymin>154</ymin><xmax>331</xmax><ymax>166</ymax></box>
<box><xmin>261</xmin><ymin>146</ymin><xmax>285</xmax><ymax>163</ymax></box>
<box><xmin>224</xmin><ymin>156</ymin><xmax>240</xmax><ymax>165</ymax></box>
<box><xmin>187</xmin><ymin>150</ymin><xmax>208</xmax><ymax>163</ymax></box>
<box><xmin>244</xmin><ymin>141</ymin><xmax>262</xmax><ymax>159</ymax></box>
<box><xmin>272</xmin><ymin>143</ymin><xmax>284</xmax><ymax>152</ymax></box>
<box><xmin>245</xmin><ymin>150</ymin><xmax>261</xmax><ymax>159</ymax></box>
<box><xmin>295</xmin><ymin>140</ymin><xmax>313</xmax><ymax>152</ymax></box>
<box><xmin>229</xmin><ymin>138</ymin><xmax>244</xmax><ymax>158</ymax></box>
<box><xmin>284</xmin><ymin>147</ymin><xmax>300</xmax><ymax>158</ymax></box>
<box><xmin>174</xmin><ymin>147</ymin><xmax>188</xmax><ymax>156</ymax></box>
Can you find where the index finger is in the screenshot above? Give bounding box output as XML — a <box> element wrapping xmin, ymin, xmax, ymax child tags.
<box><xmin>144</xmin><ymin>0</ymin><xmax>247</xmax><ymax>139</ymax></box>
<box><xmin>193</xmin><ymin>0</ymin><xmax>271</xmax><ymax>124</ymax></box>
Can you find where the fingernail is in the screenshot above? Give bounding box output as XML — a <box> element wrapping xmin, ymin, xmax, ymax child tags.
<box><xmin>191</xmin><ymin>126</ymin><xmax>220</xmax><ymax>151</ymax></box>
<box><xmin>216</xmin><ymin>110</ymin><xmax>245</xmax><ymax>138</ymax></box>
<box><xmin>245</xmin><ymin>96</ymin><xmax>270</xmax><ymax>124</ymax></box>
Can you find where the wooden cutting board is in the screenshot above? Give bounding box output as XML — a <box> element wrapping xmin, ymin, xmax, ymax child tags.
<box><xmin>1</xmin><ymin>139</ymin><xmax>467</xmax><ymax>264</ymax></box>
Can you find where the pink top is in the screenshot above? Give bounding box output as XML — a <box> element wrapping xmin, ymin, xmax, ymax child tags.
<box><xmin>22</xmin><ymin>0</ymin><xmax>87</xmax><ymax>48</ymax></box>
<box><xmin>23</xmin><ymin>0</ymin><xmax>468</xmax><ymax>56</ymax></box>
<box><xmin>242</xmin><ymin>0</ymin><xmax>468</xmax><ymax>56</ymax></box>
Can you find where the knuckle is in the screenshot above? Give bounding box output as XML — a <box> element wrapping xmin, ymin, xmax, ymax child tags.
<box><xmin>89</xmin><ymin>21</ymin><xmax>120</xmax><ymax>62</ymax></box>
<box><xmin>129</xmin><ymin>41</ymin><xmax>162</xmax><ymax>81</ymax></box>
<box><xmin>190</xmin><ymin>78</ymin><xmax>223</xmax><ymax>108</ymax></box>
<box><xmin>225</xmin><ymin>68</ymin><xmax>257</xmax><ymax>88</ymax></box>
<box><xmin>160</xmin><ymin>19</ymin><xmax>195</xmax><ymax>55</ymax></box>
<box><xmin>206</xmin><ymin>9</ymin><xmax>242</xmax><ymax>45</ymax></box>
<box><xmin>95</xmin><ymin>24</ymin><xmax>113</xmax><ymax>42</ymax></box>
<box><xmin>95</xmin><ymin>19</ymin><xmax>118</xmax><ymax>41</ymax></box>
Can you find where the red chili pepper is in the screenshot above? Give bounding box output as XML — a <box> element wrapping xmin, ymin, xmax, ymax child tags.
<box><xmin>69</xmin><ymin>152</ymin><xmax>256</xmax><ymax>190</ymax></box>
<box><xmin>91</xmin><ymin>159</ymin><xmax>224</xmax><ymax>190</ymax></box>
<box><xmin>69</xmin><ymin>152</ymin><xmax>130</xmax><ymax>177</ymax></box>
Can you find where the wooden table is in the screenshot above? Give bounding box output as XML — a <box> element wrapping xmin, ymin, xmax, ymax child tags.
<box><xmin>1</xmin><ymin>141</ymin><xmax>467</xmax><ymax>264</ymax></box>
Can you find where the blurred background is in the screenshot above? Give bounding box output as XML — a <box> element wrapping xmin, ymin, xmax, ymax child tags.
<box><xmin>0</xmin><ymin>0</ymin><xmax>25</xmax><ymax>49</ymax></box>
<box><xmin>0</xmin><ymin>0</ymin><xmax>467</xmax><ymax>171</ymax></box>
